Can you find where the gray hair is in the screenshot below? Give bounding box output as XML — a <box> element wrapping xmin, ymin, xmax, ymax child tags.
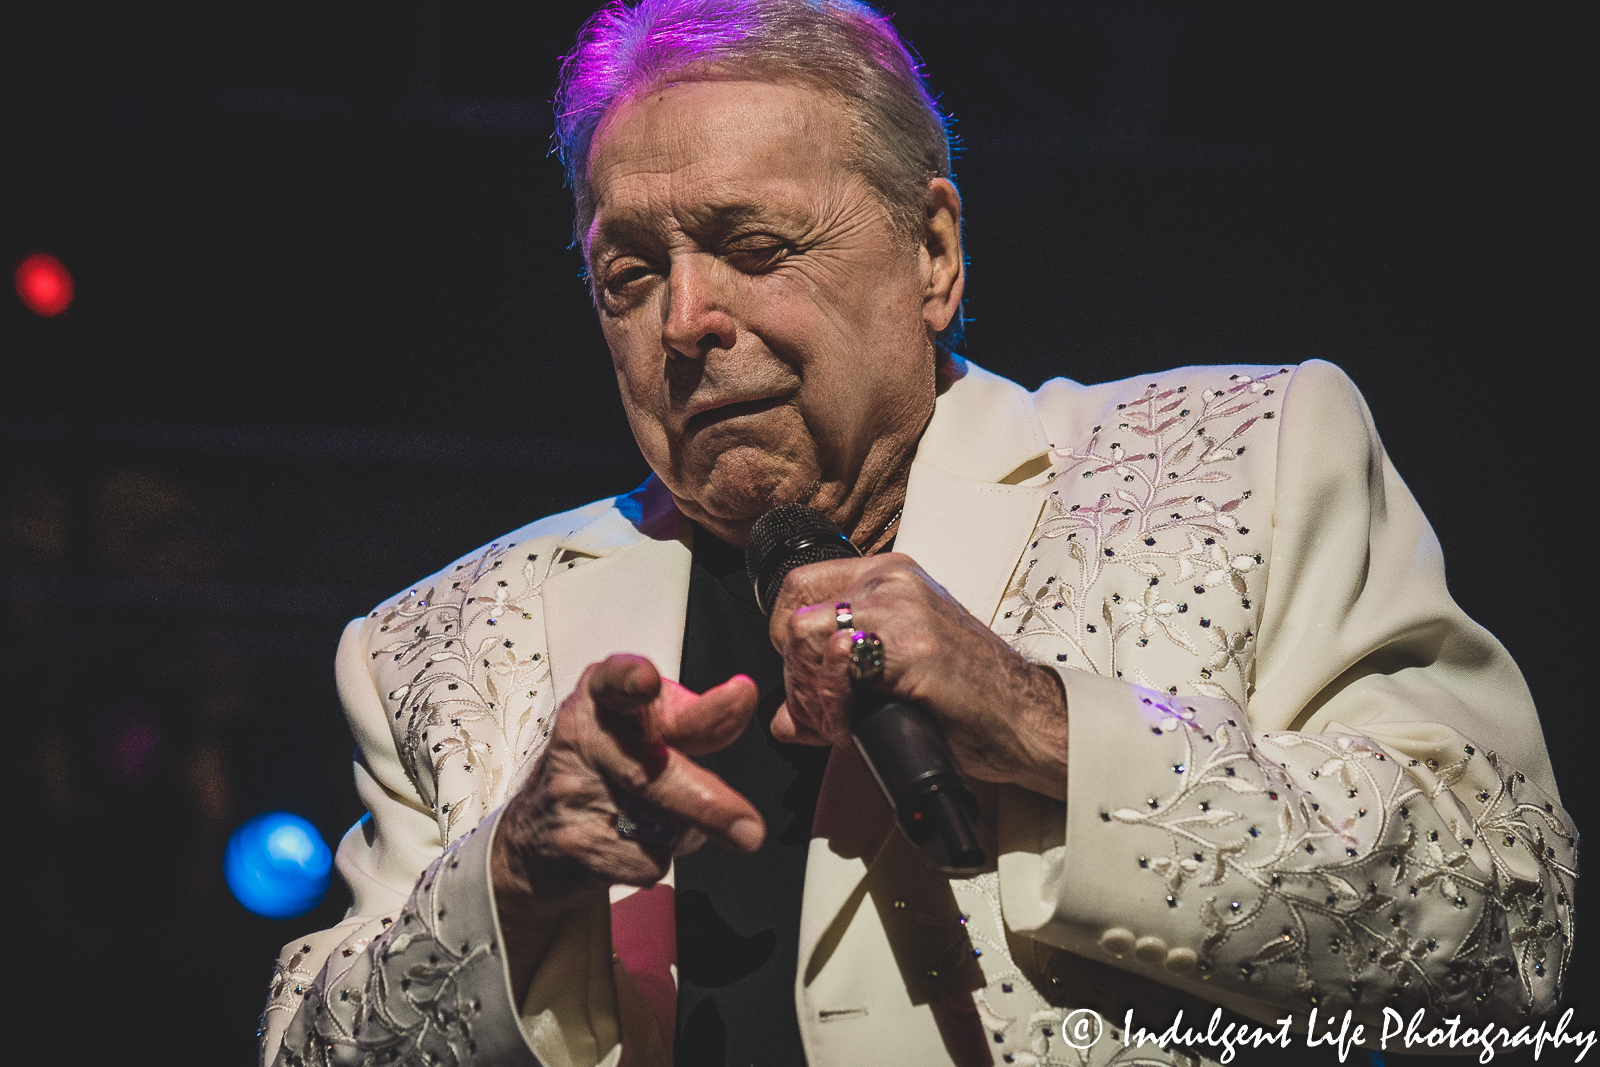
<box><xmin>553</xmin><ymin>0</ymin><xmax>964</xmax><ymax>348</ymax></box>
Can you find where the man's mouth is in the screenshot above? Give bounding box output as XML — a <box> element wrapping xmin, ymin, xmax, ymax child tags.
<box><xmin>685</xmin><ymin>394</ymin><xmax>790</xmax><ymax>432</ymax></box>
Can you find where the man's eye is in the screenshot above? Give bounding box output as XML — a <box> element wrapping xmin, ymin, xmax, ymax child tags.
<box><xmin>602</xmin><ymin>262</ymin><xmax>656</xmax><ymax>298</ymax></box>
<box><xmin>724</xmin><ymin>240</ymin><xmax>791</xmax><ymax>272</ymax></box>
<box><xmin>606</xmin><ymin>264</ymin><xmax>650</xmax><ymax>287</ymax></box>
<box><xmin>597</xmin><ymin>261</ymin><xmax>658</xmax><ymax>314</ymax></box>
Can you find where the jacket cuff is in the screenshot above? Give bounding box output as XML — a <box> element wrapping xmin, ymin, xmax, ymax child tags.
<box><xmin>378</xmin><ymin>806</ymin><xmax>544</xmax><ymax>1064</ymax></box>
<box><xmin>999</xmin><ymin>667</ymin><xmax>1559</xmax><ymax>1026</ymax></box>
<box><xmin>1000</xmin><ymin>669</ymin><xmax>1320</xmax><ymax>1022</ymax></box>
<box><xmin>274</xmin><ymin>806</ymin><xmax>543</xmax><ymax>1066</ymax></box>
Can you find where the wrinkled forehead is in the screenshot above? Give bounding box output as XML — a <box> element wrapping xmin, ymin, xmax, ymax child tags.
<box><xmin>583</xmin><ymin>79</ymin><xmax>855</xmax><ymax>253</ymax></box>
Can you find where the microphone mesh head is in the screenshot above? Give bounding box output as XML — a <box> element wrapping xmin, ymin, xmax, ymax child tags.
<box><xmin>745</xmin><ymin>504</ymin><xmax>860</xmax><ymax>614</ymax></box>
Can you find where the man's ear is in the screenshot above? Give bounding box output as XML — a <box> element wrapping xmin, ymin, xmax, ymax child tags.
<box><xmin>920</xmin><ymin>177</ymin><xmax>965</xmax><ymax>335</ymax></box>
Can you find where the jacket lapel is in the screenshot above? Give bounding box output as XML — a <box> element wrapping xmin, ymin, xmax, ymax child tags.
<box><xmin>895</xmin><ymin>359</ymin><xmax>1056</xmax><ymax>623</ymax></box>
<box><xmin>543</xmin><ymin>476</ymin><xmax>694</xmax><ymax>701</ymax></box>
<box><xmin>896</xmin><ymin>466</ymin><xmax>1050</xmax><ymax>626</ymax></box>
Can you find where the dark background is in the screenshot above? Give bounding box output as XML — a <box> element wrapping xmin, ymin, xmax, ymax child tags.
<box><xmin>1</xmin><ymin>2</ymin><xmax>1591</xmax><ymax>1063</ymax></box>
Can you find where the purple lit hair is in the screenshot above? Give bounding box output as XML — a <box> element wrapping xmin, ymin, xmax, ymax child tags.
<box><xmin>553</xmin><ymin>0</ymin><xmax>956</xmax><ymax>247</ymax></box>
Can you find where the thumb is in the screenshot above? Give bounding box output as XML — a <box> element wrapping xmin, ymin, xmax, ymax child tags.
<box><xmin>657</xmin><ymin>675</ymin><xmax>759</xmax><ymax>755</ymax></box>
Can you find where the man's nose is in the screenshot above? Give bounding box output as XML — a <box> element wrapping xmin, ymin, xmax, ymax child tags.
<box><xmin>662</xmin><ymin>254</ymin><xmax>736</xmax><ymax>359</ymax></box>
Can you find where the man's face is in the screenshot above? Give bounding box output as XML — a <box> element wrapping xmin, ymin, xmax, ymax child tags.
<box><xmin>584</xmin><ymin>79</ymin><xmax>958</xmax><ymax>542</ymax></box>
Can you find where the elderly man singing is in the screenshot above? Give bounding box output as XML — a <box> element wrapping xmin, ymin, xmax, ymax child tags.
<box><xmin>261</xmin><ymin>2</ymin><xmax>1575</xmax><ymax>1065</ymax></box>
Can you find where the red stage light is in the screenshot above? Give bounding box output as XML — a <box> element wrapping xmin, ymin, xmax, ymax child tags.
<box><xmin>15</xmin><ymin>252</ymin><xmax>75</xmax><ymax>317</ymax></box>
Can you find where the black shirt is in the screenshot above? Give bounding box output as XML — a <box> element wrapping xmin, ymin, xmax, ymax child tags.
<box><xmin>674</xmin><ymin>526</ymin><xmax>829</xmax><ymax>1067</ymax></box>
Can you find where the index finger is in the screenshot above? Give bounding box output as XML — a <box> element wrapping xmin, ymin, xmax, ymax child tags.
<box><xmin>634</xmin><ymin>747</ymin><xmax>766</xmax><ymax>853</ymax></box>
<box><xmin>583</xmin><ymin>656</ymin><xmax>764</xmax><ymax>852</ymax></box>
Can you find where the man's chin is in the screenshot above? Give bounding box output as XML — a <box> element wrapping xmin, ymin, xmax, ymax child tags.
<box><xmin>673</xmin><ymin>464</ymin><xmax>820</xmax><ymax>538</ymax></box>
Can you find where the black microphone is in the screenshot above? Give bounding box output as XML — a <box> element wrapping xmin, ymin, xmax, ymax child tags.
<box><xmin>746</xmin><ymin>504</ymin><xmax>986</xmax><ymax>875</ymax></box>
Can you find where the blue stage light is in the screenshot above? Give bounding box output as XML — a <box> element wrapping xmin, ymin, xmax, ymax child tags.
<box><xmin>226</xmin><ymin>812</ymin><xmax>333</xmax><ymax>919</ymax></box>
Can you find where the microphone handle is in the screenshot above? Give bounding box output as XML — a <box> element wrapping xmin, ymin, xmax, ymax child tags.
<box><xmin>849</xmin><ymin>689</ymin><xmax>986</xmax><ymax>875</ymax></box>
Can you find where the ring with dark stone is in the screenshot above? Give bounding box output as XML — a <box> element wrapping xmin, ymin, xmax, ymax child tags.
<box><xmin>847</xmin><ymin>630</ymin><xmax>885</xmax><ymax>685</ymax></box>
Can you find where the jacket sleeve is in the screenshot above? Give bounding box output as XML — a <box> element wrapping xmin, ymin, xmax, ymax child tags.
<box><xmin>259</xmin><ymin>618</ymin><xmax>621</xmax><ymax>1067</ymax></box>
<box><xmin>999</xmin><ymin>360</ymin><xmax>1576</xmax><ymax>1027</ymax></box>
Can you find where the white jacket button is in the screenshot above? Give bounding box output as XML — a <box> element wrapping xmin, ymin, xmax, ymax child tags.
<box><xmin>1164</xmin><ymin>947</ymin><xmax>1198</xmax><ymax>974</ymax></box>
<box><xmin>1133</xmin><ymin>935</ymin><xmax>1168</xmax><ymax>965</ymax></box>
<box><xmin>1098</xmin><ymin>928</ymin><xmax>1136</xmax><ymax>957</ymax></box>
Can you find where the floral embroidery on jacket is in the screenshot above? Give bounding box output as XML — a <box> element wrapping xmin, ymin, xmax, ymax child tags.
<box><xmin>1003</xmin><ymin>369</ymin><xmax>1286</xmax><ymax>709</ymax></box>
<box><xmin>367</xmin><ymin>539</ymin><xmax>570</xmax><ymax>842</ymax></box>
<box><xmin>1099</xmin><ymin>696</ymin><xmax>1575</xmax><ymax>1017</ymax></box>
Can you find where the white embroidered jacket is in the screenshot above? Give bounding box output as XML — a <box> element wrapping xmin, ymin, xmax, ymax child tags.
<box><xmin>262</xmin><ymin>359</ymin><xmax>1576</xmax><ymax>1067</ymax></box>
